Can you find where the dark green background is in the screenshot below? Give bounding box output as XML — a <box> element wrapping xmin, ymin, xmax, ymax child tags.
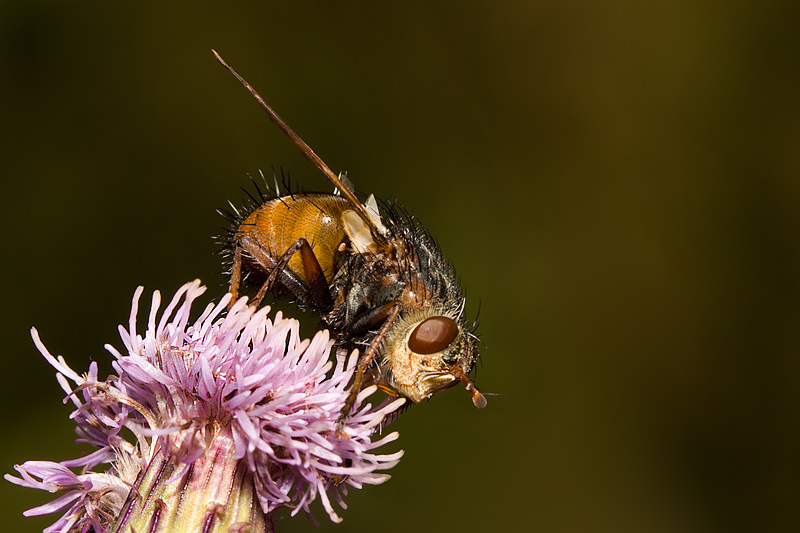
<box><xmin>3</xmin><ymin>2</ymin><xmax>800</xmax><ymax>532</ymax></box>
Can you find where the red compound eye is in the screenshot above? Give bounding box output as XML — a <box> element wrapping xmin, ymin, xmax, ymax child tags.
<box><xmin>408</xmin><ymin>316</ymin><xmax>458</xmax><ymax>355</ymax></box>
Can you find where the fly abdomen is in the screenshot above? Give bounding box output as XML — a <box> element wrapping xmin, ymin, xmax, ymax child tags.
<box><xmin>236</xmin><ymin>193</ymin><xmax>350</xmax><ymax>284</ymax></box>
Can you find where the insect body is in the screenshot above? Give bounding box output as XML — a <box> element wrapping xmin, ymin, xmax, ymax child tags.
<box><xmin>215</xmin><ymin>51</ymin><xmax>486</xmax><ymax>421</ymax></box>
<box><xmin>230</xmin><ymin>193</ymin><xmax>350</xmax><ymax>313</ymax></box>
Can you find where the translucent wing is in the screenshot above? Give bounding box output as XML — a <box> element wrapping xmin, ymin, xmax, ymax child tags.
<box><xmin>213</xmin><ymin>50</ymin><xmax>384</xmax><ymax>238</ymax></box>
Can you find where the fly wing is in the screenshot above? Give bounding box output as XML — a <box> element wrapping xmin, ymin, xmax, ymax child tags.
<box><xmin>213</xmin><ymin>50</ymin><xmax>386</xmax><ymax>240</ymax></box>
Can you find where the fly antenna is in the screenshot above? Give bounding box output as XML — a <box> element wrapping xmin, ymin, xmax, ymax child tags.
<box><xmin>453</xmin><ymin>369</ymin><xmax>487</xmax><ymax>409</ymax></box>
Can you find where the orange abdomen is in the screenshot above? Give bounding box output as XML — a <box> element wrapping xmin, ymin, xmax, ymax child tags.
<box><xmin>237</xmin><ymin>194</ymin><xmax>351</xmax><ymax>284</ymax></box>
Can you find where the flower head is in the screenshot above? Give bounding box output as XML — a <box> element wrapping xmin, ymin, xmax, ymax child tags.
<box><xmin>7</xmin><ymin>281</ymin><xmax>405</xmax><ymax>531</ymax></box>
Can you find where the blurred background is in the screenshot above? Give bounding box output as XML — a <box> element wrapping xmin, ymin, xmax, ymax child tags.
<box><xmin>2</xmin><ymin>2</ymin><xmax>799</xmax><ymax>532</ymax></box>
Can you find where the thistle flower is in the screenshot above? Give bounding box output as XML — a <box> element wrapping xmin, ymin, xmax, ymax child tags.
<box><xmin>6</xmin><ymin>280</ymin><xmax>405</xmax><ymax>532</ymax></box>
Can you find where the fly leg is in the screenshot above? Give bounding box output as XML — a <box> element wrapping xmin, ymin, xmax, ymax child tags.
<box><xmin>229</xmin><ymin>236</ymin><xmax>332</xmax><ymax>312</ymax></box>
<box><xmin>336</xmin><ymin>302</ymin><xmax>401</xmax><ymax>438</ymax></box>
<box><xmin>228</xmin><ymin>244</ymin><xmax>244</xmax><ymax>309</ymax></box>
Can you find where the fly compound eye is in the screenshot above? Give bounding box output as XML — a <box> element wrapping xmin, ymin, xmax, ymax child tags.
<box><xmin>408</xmin><ymin>316</ymin><xmax>459</xmax><ymax>355</ymax></box>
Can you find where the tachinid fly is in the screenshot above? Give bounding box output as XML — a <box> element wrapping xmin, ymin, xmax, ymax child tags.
<box><xmin>214</xmin><ymin>51</ymin><xmax>485</xmax><ymax>430</ymax></box>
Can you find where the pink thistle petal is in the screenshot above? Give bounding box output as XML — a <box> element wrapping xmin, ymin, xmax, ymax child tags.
<box><xmin>12</xmin><ymin>281</ymin><xmax>406</xmax><ymax>529</ymax></box>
